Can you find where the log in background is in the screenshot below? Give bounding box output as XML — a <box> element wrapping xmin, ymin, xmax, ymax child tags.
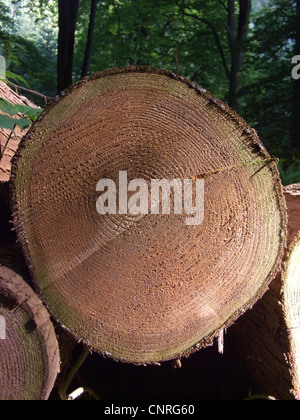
<box><xmin>231</xmin><ymin>184</ymin><xmax>300</xmax><ymax>400</ymax></box>
<box><xmin>0</xmin><ymin>266</ymin><xmax>60</xmax><ymax>400</ymax></box>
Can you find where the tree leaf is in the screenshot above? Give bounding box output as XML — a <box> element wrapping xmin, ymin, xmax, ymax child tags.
<box><xmin>0</xmin><ymin>99</ymin><xmax>43</xmax><ymax>120</ymax></box>
<box><xmin>5</xmin><ymin>71</ymin><xmax>28</xmax><ymax>87</ymax></box>
<box><xmin>0</xmin><ymin>98</ymin><xmax>19</xmax><ymax>116</ymax></box>
<box><xmin>0</xmin><ymin>114</ymin><xmax>31</xmax><ymax>132</ymax></box>
<box><xmin>15</xmin><ymin>117</ymin><xmax>32</xmax><ymax>130</ymax></box>
<box><xmin>0</xmin><ymin>114</ymin><xmax>17</xmax><ymax>131</ymax></box>
<box><xmin>12</xmin><ymin>105</ymin><xmax>43</xmax><ymax>120</ymax></box>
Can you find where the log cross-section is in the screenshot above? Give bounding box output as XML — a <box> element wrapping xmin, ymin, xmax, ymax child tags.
<box><xmin>0</xmin><ymin>266</ymin><xmax>60</xmax><ymax>400</ymax></box>
<box><xmin>11</xmin><ymin>67</ymin><xmax>286</xmax><ymax>365</ymax></box>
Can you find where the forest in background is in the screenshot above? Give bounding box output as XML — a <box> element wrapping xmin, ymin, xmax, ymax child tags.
<box><xmin>0</xmin><ymin>0</ymin><xmax>299</xmax><ymax>184</ymax></box>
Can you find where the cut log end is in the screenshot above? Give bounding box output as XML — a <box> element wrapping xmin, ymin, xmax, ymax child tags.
<box><xmin>0</xmin><ymin>266</ymin><xmax>60</xmax><ymax>400</ymax></box>
<box><xmin>11</xmin><ymin>67</ymin><xmax>287</xmax><ymax>364</ymax></box>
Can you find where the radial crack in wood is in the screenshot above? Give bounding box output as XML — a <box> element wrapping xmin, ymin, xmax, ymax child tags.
<box><xmin>0</xmin><ymin>266</ymin><xmax>60</xmax><ymax>400</ymax></box>
<box><xmin>11</xmin><ymin>67</ymin><xmax>286</xmax><ymax>364</ymax></box>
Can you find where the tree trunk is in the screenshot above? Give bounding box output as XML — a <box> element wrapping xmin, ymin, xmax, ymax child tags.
<box><xmin>81</xmin><ymin>0</ymin><xmax>98</xmax><ymax>79</ymax></box>
<box><xmin>227</xmin><ymin>0</ymin><xmax>237</xmax><ymax>110</ymax></box>
<box><xmin>0</xmin><ymin>266</ymin><xmax>60</xmax><ymax>400</ymax></box>
<box><xmin>291</xmin><ymin>0</ymin><xmax>300</xmax><ymax>152</ymax></box>
<box><xmin>57</xmin><ymin>0</ymin><xmax>79</xmax><ymax>93</ymax></box>
<box><xmin>232</xmin><ymin>184</ymin><xmax>300</xmax><ymax>400</ymax></box>
<box><xmin>227</xmin><ymin>0</ymin><xmax>251</xmax><ymax>112</ymax></box>
<box><xmin>11</xmin><ymin>67</ymin><xmax>286</xmax><ymax>365</ymax></box>
<box><xmin>181</xmin><ymin>1</ymin><xmax>251</xmax><ymax>112</ymax></box>
<box><xmin>0</xmin><ymin>81</ymin><xmax>38</xmax><ymax>183</ymax></box>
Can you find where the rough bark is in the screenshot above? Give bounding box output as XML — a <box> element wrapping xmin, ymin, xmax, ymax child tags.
<box><xmin>0</xmin><ymin>266</ymin><xmax>60</xmax><ymax>400</ymax></box>
<box><xmin>0</xmin><ymin>81</ymin><xmax>37</xmax><ymax>183</ymax></box>
<box><xmin>232</xmin><ymin>183</ymin><xmax>300</xmax><ymax>400</ymax></box>
<box><xmin>81</xmin><ymin>0</ymin><xmax>98</xmax><ymax>79</ymax></box>
<box><xmin>57</xmin><ymin>0</ymin><xmax>79</xmax><ymax>93</ymax></box>
<box><xmin>227</xmin><ymin>0</ymin><xmax>252</xmax><ymax>112</ymax></box>
<box><xmin>11</xmin><ymin>67</ymin><xmax>286</xmax><ymax>365</ymax></box>
<box><xmin>291</xmin><ymin>0</ymin><xmax>300</xmax><ymax>152</ymax></box>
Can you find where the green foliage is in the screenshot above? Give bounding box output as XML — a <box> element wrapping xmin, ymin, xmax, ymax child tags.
<box><xmin>0</xmin><ymin>0</ymin><xmax>13</xmax><ymax>29</ymax></box>
<box><xmin>73</xmin><ymin>0</ymin><xmax>229</xmax><ymax>99</ymax></box>
<box><xmin>0</xmin><ymin>96</ymin><xmax>43</xmax><ymax>159</ymax></box>
<box><xmin>0</xmin><ymin>0</ymin><xmax>299</xmax><ymax>184</ymax></box>
<box><xmin>0</xmin><ymin>113</ymin><xmax>18</xmax><ymax>131</ymax></box>
<box><xmin>278</xmin><ymin>158</ymin><xmax>300</xmax><ymax>185</ymax></box>
<box><xmin>241</xmin><ymin>0</ymin><xmax>296</xmax><ymax>159</ymax></box>
<box><xmin>4</xmin><ymin>71</ymin><xmax>27</xmax><ymax>86</ymax></box>
<box><xmin>0</xmin><ymin>0</ymin><xmax>57</xmax><ymax>97</ymax></box>
<box><xmin>0</xmin><ymin>108</ymin><xmax>33</xmax><ymax>132</ymax></box>
<box><xmin>0</xmin><ymin>98</ymin><xmax>42</xmax><ymax>120</ymax></box>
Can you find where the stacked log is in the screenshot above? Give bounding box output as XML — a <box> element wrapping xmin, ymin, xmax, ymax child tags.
<box><xmin>232</xmin><ymin>184</ymin><xmax>300</xmax><ymax>400</ymax></box>
<box><xmin>0</xmin><ymin>82</ymin><xmax>59</xmax><ymax>400</ymax></box>
<box><xmin>0</xmin><ymin>266</ymin><xmax>60</xmax><ymax>400</ymax></box>
<box><xmin>10</xmin><ymin>67</ymin><xmax>286</xmax><ymax>365</ymax></box>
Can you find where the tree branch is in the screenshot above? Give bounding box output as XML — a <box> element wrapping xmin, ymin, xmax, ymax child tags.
<box><xmin>159</xmin><ymin>13</ymin><xmax>175</xmax><ymax>37</ymax></box>
<box><xmin>4</xmin><ymin>78</ymin><xmax>54</xmax><ymax>104</ymax></box>
<box><xmin>0</xmin><ymin>129</ymin><xmax>14</xmax><ymax>160</ymax></box>
<box><xmin>181</xmin><ymin>10</ymin><xmax>231</xmax><ymax>79</ymax></box>
<box><xmin>186</xmin><ymin>31</ymin><xmax>214</xmax><ymax>43</ymax></box>
<box><xmin>218</xmin><ymin>0</ymin><xmax>229</xmax><ymax>12</ymax></box>
<box><xmin>173</xmin><ymin>49</ymin><xmax>181</xmax><ymax>72</ymax></box>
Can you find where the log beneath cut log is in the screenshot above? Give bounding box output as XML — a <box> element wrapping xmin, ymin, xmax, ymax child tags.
<box><xmin>282</xmin><ymin>232</ymin><xmax>300</xmax><ymax>399</ymax></box>
<box><xmin>0</xmin><ymin>266</ymin><xmax>60</xmax><ymax>400</ymax></box>
<box><xmin>0</xmin><ymin>81</ymin><xmax>38</xmax><ymax>183</ymax></box>
<box><xmin>11</xmin><ymin>67</ymin><xmax>286</xmax><ymax>365</ymax></box>
<box><xmin>232</xmin><ymin>183</ymin><xmax>300</xmax><ymax>400</ymax></box>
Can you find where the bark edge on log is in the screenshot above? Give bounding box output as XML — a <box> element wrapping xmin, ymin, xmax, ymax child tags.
<box><xmin>0</xmin><ymin>266</ymin><xmax>60</xmax><ymax>400</ymax></box>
